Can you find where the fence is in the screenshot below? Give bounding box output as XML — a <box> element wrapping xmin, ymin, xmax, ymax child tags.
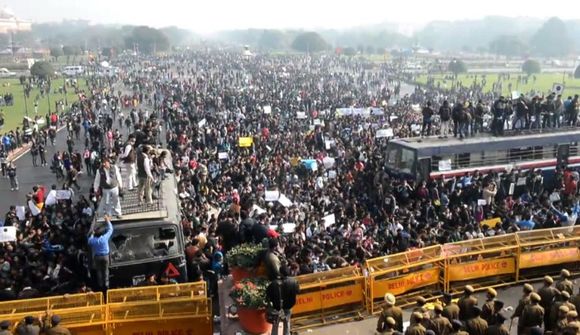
<box><xmin>0</xmin><ymin>227</ymin><xmax>578</xmax><ymax>334</ymax></box>
<box><xmin>0</xmin><ymin>282</ymin><xmax>212</xmax><ymax>335</ymax></box>
<box><xmin>292</xmin><ymin>266</ymin><xmax>365</xmax><ymax>330</ymax></box>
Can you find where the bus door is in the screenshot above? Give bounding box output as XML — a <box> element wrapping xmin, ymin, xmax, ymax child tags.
<box><xmin>557</xmin><ymin>144</ymin><xmax>570</xmax><ymax>167</ymax></box>
<box><xmin>417</xmin><ymin>157</ymin><xmax>431</xmax><ymax>181</ymax></box>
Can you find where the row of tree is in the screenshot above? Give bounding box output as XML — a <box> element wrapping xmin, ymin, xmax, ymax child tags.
<box><xmin>447</xmin><ymin>59</ymin><xmax>580</xmax><ymax>78</ymax></box>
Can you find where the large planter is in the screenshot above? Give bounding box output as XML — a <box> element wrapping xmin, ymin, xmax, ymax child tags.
<box><xmin>231</xmin><ymin>267</ymin><xmax>252</xmax><ymax>283</ymax></box>
<box><xmin>238</xmin><ymin>307</ymin><xmax>272</xmax><ymax>334</ymax></box>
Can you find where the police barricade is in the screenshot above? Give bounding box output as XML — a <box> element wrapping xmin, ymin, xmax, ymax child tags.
<box><xmin>107</xmin><ymin>298</ymin><xmax>212</xmax><ymax>335</ymax></box>
<box><xmin>0</xmin><ymin>292</ymin><xmax>103</xmax><ymax>316</ymax></box>
<box><xmin>365</xmin><ymin>245</ymin><xmax>445</xmax><ymax>314</ymax></box>
<box><xmin>49</xmin><ymin>305</ymin><xmax>108</xmax><ymax>335</ymax></box>
<box><xmin>515</xmin><ymin>226</ymin><xmax>580</xmax><ymax>281</ymax></box>
<box><xmin>107</xmin><ymin>281</ymin><xmax>207</xmax><ymax>303</ymax></box>
<box><xmin>291</xmin><ymin>266</ymin><xmax>365</xmax><ymax>330</ymax></box>
<box><xmin>444</xmin><ymin>234</ymin><xmax>519</xmax><ymax>294</ymax></box>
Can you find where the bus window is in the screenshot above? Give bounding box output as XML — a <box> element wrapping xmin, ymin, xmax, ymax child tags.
<box><xmin>386</xmin><ymin>145</ymin><xmax>399</xmax><ymax>167</ymax></box>
<box><xmin>399</xmin><ymin>147</ymin><xmax>415</xmax><ymax>174</ymax></box>
<box><xmin>455</xmin><ymin>153</ymin><xmax>470</xmax><ymax>168</ymax></box>
<box><xmin>110</xmin><ymin>226</ymin><xmax>180</xmax><ymax>264</ymax></box>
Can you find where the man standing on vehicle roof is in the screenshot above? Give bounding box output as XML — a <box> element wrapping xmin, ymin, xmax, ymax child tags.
<box><xmin>120</xmin><ymin>134</ymin><xmax>137</xmax><ymax>191</ymax></box>
<box><xmin>88</xmin><ymin>215</ymin><xmax>114</xmax><ymax>292</ymax></box>
<box><xmin>492</xmin><ymin>97</ymin><xmax>507</xmax><ymax>136</ymax></box>
<box><xmin>93</xmin><ymin>157</ymin><xmax>123</xmax><ymax>218</ymax></box>
<box><xmin>137</xmin><ymin>145</ymin><xmax>156</xmax><ymax>206</ymax></box>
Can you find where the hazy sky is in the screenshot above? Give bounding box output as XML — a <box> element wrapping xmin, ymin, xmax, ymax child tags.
<box><xmin>6</xmin><ymin>0</ymin><xmax>580</xmax><ymax>34</ymax></box>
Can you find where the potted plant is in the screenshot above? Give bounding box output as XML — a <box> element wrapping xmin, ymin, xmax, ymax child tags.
<box><xmin>226</xmin><ymin>243</ymin><xmax>265</xmax><ymax>282</ymax></box>
<box><xmin>230</xmin><ymin>278</ymin><xmax>272</xmax><ymax>334</ymax></box>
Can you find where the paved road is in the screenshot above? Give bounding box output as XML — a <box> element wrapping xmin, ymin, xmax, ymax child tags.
<box><xmin>0</xmin><ymin>127</ymin><xmax>93</xmax><ymax>214</ymax></box>
<box><xmin>0</xmin><ymin>84</ymin><xmax>135</xmax><ymax>215</ymax></box>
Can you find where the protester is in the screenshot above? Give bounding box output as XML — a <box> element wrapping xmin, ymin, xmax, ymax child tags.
<box><xmin>87</xmin><ymin>215</ymin><xmax>114</xmax><ymax>292</ymax></box>
<box><xmin>265</xmin><ymin>266</ymin><xmax>300</xmax><ymax>335</ymax></box>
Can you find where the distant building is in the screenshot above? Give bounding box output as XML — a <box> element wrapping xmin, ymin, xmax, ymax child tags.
<box><xmin>0</xmin><ymin>7</ymin><xmax>31</xmax><ymax>34</ymax></box>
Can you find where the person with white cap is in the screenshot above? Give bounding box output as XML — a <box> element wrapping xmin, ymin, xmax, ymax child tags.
<box><xmin>377</xmin><ymin>293</ymin><xmax>403</xmax><ymax>333</ymax></box>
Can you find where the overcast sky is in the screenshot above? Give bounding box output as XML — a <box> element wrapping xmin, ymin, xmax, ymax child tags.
<box><xmin>6</xmin><ymin>0</ymin><xmax>580</xmax><ymax>34</ymax></box>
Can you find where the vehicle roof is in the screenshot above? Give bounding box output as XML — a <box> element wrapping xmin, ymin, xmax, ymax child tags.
<box><xmin>391</xmin><ymin>128</ymin><xmax>580</xmax><ymax>156</ymax></box>
<box><xmin>96</xmin><ymin>150</ymin><xmax>179</xmax><ymax>225</ymax></box>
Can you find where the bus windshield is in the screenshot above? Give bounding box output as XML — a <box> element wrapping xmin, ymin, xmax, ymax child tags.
<box><xmin>385</xmin><ymin>144</ymin><xmax>415</xmax><ymax>174</ymax></box>
<box><xmin>109</xmin><ymin>225</ymin><xmax>181</xmax><ymax>265</ymax></box>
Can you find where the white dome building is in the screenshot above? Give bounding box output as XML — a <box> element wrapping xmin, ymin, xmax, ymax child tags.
<box><xmin>0</xmin><ymin>7</ymin><xmax>31</xmax><ymax>34</ymax></box>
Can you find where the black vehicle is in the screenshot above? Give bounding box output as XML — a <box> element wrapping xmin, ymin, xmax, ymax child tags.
<box><xmin>95</xmin><ymin>150</ymin><xmax>187</xmax><ymax>288</ymax></box>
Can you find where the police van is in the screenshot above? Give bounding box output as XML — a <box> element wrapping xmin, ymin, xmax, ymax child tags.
<box><xmin>94</xmin><ymin>150</ymin><xmax>187</xmax><ymax>288</ymax></box>
<box><xmin>62</xmin><ymin>66</ymin><xmax>85</xmax><ymax>77</ymax></box>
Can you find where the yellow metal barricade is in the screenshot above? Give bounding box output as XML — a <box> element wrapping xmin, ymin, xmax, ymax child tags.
<box><xmin>107</xmin><ymin>298</ymin><xmax>212</xmax><ymax>335</ymax></box>
<box><xmin>0</xmin><ymin>292</ymin><xmax>103</xmax><ymax>316</ymax></box>
<box><xmin>516</xmin><ymin>226</ymin><xmax>580</xmax><ymax>280</ymax></box>
<box><xmin>444</xmin><ymin>234</ymin><xmax>518</xmax><ymax>293</ymax></box>
<box><xmin>291</xmin><ymin>266</ymin><xmax>365</xmax><ymax>330</ymax></box>
<box><xmin>365</xmin><ymin>245</ymin><xmax>444</xmax><ymax>314</ymax></box>
<box><xmin>50</xmin><ymin>305</ymin><xmax>107</xmax><ymax>335</ymax></box>
<box><xmin>107</xmin><ymin>281</ymin><xmax>206</xmax><ymax>303</ymax></box>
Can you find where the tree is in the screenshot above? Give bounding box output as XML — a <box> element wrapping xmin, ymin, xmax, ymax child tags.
<box><xmin>258</xmin><ymin>30</ymin><xmax>287</xmax><ymax>50</ymax></box>
<box><xmin>522</xmin><ymin>59</ymin><xmax>541</xmax><ymax>75</ymax></box>
<box><xmin>30</xmin><ymin>61</ymin><xmax>54</xmax><ymax>79</ymax></box>
<box><xmin>448</xmin><ymin>59</ymin><xmax>467</xmax><ymax>75</ymax></box>
<box><xmin>575</xmin><ymin>65</ymin><xmax>580</xmax><ymax>79</ymax></box>
<box><xmin>366</xmin><ymin>45</ymin><xmax>375</xmax><ymax>54</ymax></box>
<box><xmin>343</xmin><ymin>47</ymin><xmax>357</xmax><ymax>56</ymax></box>
<box><xmin>125</xmin><ymin>26</ymin><xmax>170</xmax><ymax>54</ymax></box>
<box><xmin>489</xmin><ymin>35</ymin><xmax>528</xmax><ymax>57</ymax></box>
<box><xmin>101</xmin><ymin>47</ymin><xmax>115</xmax><ymax>59</ymax></box>
<box><xmin>62</xmin><ymin>45</ymin><xmax>81</xmax><ymax>56</ymax></box>
<box><xmin>50</xmin><ymin>47</ymin><xmax>63</xmax><ymax>61</ymax></box>
<box><xmin>291</xmin><ymin>32</ymin><xmax>329</xmax><ymax>53</ymax></box>
<box><xmin>531</xmin><ymin>17</ymin><xmax>572</xmax><ymax>57</ymax></box>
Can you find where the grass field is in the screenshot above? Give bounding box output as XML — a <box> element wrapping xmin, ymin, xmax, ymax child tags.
<box><xmin>415</xmin><ymin>73</ymin><xmax>580</xmax><ymax>97</ymax></box>
<box><xmin>0</xmin><ymin>78</ymin><xmax>88</xmax><ymax>134</ymax></box>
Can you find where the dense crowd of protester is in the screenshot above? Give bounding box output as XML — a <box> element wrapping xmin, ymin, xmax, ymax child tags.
<box><xmin>0</xmin><ymin>51</ymin><xmax>578</xmax><ymax>334</ymax></box>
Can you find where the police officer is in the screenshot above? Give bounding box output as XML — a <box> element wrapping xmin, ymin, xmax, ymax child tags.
<box><xmin>538</xmin><ymin>275</ymin><xmax>559</xmax><ymax>331</ymax></box>
<box><xmin>377</xmin><ymin>293</ymin><xmax>404</xmax><ymax>333</ymax></box>
<box><xmin>442</xmin><ymin>293</ymin><xmax>460</xmax><ymax>322</ymax></box>
<box><xmin>379</xmin><ymin>317</ymin><xmax>397</xmax><ymax>335</ymax></box>
<box><xmin>449</xmin><ymin>320</ymin><xmax>468</xmax><ymax>335</ymax></box>
<box><xmin>414</xmin><ymin>296</ymin><xmax>428</xmax><ymax>314</ymax></box>
<box><xmin>564</xmin><ymin>311</ymin><xmax>579</xmax><ymax>335</ymax></box>
<box><xmin>0</xmin><ymin>321</ymin><xmax>11</xmax><ymax>335</ymax></box>
<box><xmin>556</xmin><ymin>269</ymin><xmax>574</xmax><ymax>296</ymax></box>
<box><xmin>481</xmin><ymin>288</ymin><xmax>497</xmax><ymax>325</ymax></box>
<box><xmin>520</xmin><ymin>293</ymin><xmax>544</xmax><ymax>335</ymax></box>
<box><xmin>554</xmin><ymin>305</ymin><xmax>570</xmax><ymax>335</ymax></box>
<box><xmin>431</xmin><ymin>304</ymin><xmax>453</xmax><ymax>335</ymax></box>
<box><xmin>465</xmin><ymin>306</ymin><xmax>488</xmax><ymax>335</ymax></box>
<box><xmin>15</xmin><ymin>316</ymin><xmax>40</xmax><ymax>335</ymax></box>
<box><xmin>405</xmin><ymin>312</ymin><xmax>427</xmax><ymax>335</ymax></box>
<box><xmin>572</xmin><ymin>287</ymin><xmax>580</xmax><ymax>314</ymax></box>
<box><xmin>551</xmin><ymin>291</ymin><xmax>577</xmax><ymax>329</ymax></box>
<box><xmin>44</xmin><ymin>315</ymin><xmax>70</xmax><ymax>335</ymax></box>
<box><xmin>458</xmin><ymin>285</ymin><xmax>478</xmax><ymax>322</ymax></box>
<box><xmin>512</xmin><ymin>283</ymin><xmax>534</xmax><ymax>327</ymax></box>
<box><xmin>487</xmin><ymin>313</ymin><xmax>509</xmax><ymax>335</ymax></box>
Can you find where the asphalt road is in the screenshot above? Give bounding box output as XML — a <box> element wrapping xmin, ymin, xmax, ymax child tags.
<box><xmin>0</xmin><ymin>127</ymin><xmax>93</xmax><ymax>215</ymax></box>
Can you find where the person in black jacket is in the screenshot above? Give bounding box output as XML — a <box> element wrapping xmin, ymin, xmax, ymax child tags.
<box><xmin>266</xmin><ymin>266</ymin><xmax>300</xmax><ymax>335</ymax></box>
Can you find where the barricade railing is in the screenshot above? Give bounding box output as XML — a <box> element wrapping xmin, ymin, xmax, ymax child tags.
<box><xmin>291</xmin><ymin>266</ymin><xmax>365</xmax><ymax>330</ymax></box>
<box><xmin>107</xmin><ymin>298</ymin><xmax>212</xmax><ymax>335</ymax></box>
<box><xmin>106</xmin><ymin>281</ymin><xmax>206</xmax><ymax>303</ymax></box>
<box><xmin>443</xmin><ymin>234</ymin><xmax>519</xmax><ymax>294</ymax></box>
<box><xmin>0</xmin><ymin>292</ymin><xmax>103</xmax><ymax>316</ymax></box>
<box><xmin>516</xmin><ymin>225</ymin><xmax>580</xmax><ymax>281</ymax></box>
<box><xmin>364</xmin><ymin>245</ymin><xmax>445</xmax><ymax>314</ymax></box>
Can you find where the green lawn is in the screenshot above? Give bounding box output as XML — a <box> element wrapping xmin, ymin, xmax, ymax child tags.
<box><xmin>415</xmin><ymin>73</ymin><xmax>580</xmax><ymax>97</ymax></box>
<box><xmin>0</xmin><ymin>78</ymin><xmax>88</xmax><ymax>134</ymax></box>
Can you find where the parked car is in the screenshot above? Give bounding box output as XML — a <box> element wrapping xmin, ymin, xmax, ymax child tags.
<box><xmin>0</xmin><ymin>68</ymin><xmax>16</xmax><ymax>77</ymax></box>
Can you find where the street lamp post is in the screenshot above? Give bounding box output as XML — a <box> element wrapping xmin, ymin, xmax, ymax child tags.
<box><xmin>47</xmin><ymin>79</ymin><xmax>52</xmax><ymax>114</ymax></box>
<box><xmin>23</xmin><ymin>84</ymin><xmax>28</xmax><ymax>117</ymax></box>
